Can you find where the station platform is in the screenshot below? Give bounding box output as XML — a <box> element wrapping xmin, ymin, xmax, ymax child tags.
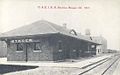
<box><xmin>0</xmin><ymin>54</ymin><xmax>113</xmax><ymax>68</ymax></box>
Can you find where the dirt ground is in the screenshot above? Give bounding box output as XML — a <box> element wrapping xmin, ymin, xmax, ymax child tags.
<box><xmin>3</xmin><ymin>66</ymin><xmax>79</xmax><ymax>75</ymax></box>
<box><xmin>0</xmin><ymin>54</ymin><xmax>113</xmax><ymax>75</ymax></box>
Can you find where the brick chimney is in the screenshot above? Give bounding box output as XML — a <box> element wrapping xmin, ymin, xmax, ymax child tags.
<box><xmin>85</xmin><ymin>29</ymin><xmax>91</xmax><ymax>36</ymax></box>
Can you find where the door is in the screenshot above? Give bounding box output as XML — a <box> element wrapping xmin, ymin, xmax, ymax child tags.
<box><xmin>25</xmin><ymin>43</ymin><xmax>30</xmax><ymax>62</ymax></box>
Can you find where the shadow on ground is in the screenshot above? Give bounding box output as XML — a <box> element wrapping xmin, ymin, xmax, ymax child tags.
<box><xmin>0</xmin><ymin>64</ymin><xmax>38</xmax><ymax>74</ymax></box>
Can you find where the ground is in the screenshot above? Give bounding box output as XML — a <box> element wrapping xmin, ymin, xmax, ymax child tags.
<box><xmin>0</xmin><ymin>54</ymin><xmax>117</xmax><ymax>75</ymax></box>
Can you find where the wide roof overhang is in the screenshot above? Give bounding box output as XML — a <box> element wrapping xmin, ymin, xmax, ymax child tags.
<box><xmin>0</xmin><ymin>32</ymin><xmax>101</xmax><ymax>45</ymax></box>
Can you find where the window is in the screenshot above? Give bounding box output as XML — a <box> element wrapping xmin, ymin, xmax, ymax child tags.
<box><xmin>98</xmin><ymin>49</ymin><xmax>99</xmax><ymax>53</ymax></box>
<box><xmin>58</xmin><ymin>50</ymin><xmax>62</xmax><ymax>52</ymax></box>
<box><xmin>58</xmin><ymin>40</ymin><xmax>62</xmax><ymax>50</ymax></box>
<box><xmin>73</xmin><ymin>49</ymin><xmax>76</xmax><ymax>52</ymax></box>
<box><xmin>34</xmin><ymin>42</ymin><xmax>42</xmax><ymax>51</ymax></box>
<box><xmin>91</xmin><ymin>45</ymin><xmax>95</xmax><ymax>48</ymax></box>
<box><xmin>16</xmin><ymin>43</ymin><xmax>23</xmax><ymax>51</ymax></box>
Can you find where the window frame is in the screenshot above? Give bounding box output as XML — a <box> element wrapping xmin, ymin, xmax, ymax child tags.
<box><xmin>33</xmin><ymin>42</ymin><xmax>42</xmax><ymax>52</ymax></box>
<box><xmin>16</xmin><ymin>43</ymin><xmax>23</xmax><ymax>52</ymax></box>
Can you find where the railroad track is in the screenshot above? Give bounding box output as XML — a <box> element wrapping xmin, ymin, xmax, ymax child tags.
<box><xmin>101</xmin><ymin>55</ymin><xmax>120</xmax><ymax>75</ymax></box>
<box><xmin>77</xmin><ymin>54</ymin><xmax>120</xmax><ymax>75</ymax></box>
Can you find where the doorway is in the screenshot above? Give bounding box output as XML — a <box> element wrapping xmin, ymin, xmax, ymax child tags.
<box><xmin>25</xmin><ymin>43</ymin><xmax>30</xmax><ymax>62</ymax></box>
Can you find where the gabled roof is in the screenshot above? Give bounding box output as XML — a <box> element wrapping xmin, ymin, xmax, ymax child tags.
<box><xmin>0</xmin><ymin>20</ymin><xmax>60</xmax><ymax>37</ymax></box>
<box><xmin>0</xmin><ymin>20</ymin><xmax>99</xmax><ymax>44</ymax></box>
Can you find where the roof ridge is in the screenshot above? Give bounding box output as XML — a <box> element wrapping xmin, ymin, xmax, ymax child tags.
<box><xmin>44</xmin><ymin>21</ymin><xmax>60</xmax><ymax>33</ymax></box>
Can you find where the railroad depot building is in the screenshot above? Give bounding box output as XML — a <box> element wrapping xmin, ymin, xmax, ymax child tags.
<box><xmin>92</xmin><ymin>36</ymin><xmax>107</xmax><ymax>54</ymax></box>
<box><xmin>0</xmin><ymin>20</ymin><xmax>100</xmax><ymax>61</ymax></box>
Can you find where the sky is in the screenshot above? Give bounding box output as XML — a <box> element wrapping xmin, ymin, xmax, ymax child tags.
<box><xmin>0</xmin><ymin>0</ymin><xmax>120</xmax><ymax>50</ymax></box>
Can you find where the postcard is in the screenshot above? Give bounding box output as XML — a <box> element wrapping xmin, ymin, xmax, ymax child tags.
<box><xmin>0</xmin><ymin>0</ymin><xmax>120</xmax><ymax>75</ymax></box>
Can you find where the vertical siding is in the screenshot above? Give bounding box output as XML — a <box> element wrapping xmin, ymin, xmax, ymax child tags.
<box><xmin>7</xmin><ymin>36</ymin><xmax>54</xmax><ymax>61</ymax></box>
<box><xmin>0</xmin><ymin>41</ymin><xmax>7</xmax><ymax>57</ymax></box>
<box><xmin>7</xmin><ymin>43</ymin><xmax>26</xmax><ymax>61</ymax></box>
<box><xmin>6</xmin><ymin>34</ymin><xmax>98</xmax><ymax>61</ymax></box>
<box><xmin>27</xmin><ymin>38</ymin><xmax>53</xmax><ymax>61</ymax></box>
<box><xmin>52</xmin><ymin>34</ymin><xmax>85</xmax><ymax>60</ymax></box>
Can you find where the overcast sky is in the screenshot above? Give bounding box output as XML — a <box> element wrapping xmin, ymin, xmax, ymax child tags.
<box><xmin>0</xmin><ymin>0</ymin><xmax>120</xmax><ymax>50</ymax></box>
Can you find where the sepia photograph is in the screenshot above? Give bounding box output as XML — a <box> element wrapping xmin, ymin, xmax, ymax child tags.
<box><xmin>0</xmin><ymin>0</ymin><xmax>120</xmax><ymax>75</ymax></box>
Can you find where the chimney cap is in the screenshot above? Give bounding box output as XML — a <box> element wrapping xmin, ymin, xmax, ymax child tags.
<box><xmin>85</xmin><ymin>29</ymin><xmax>91</xmax><ymax>35</ymax></box>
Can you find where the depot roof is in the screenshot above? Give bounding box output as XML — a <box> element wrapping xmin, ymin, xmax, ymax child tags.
<box><xmin>0</xmin><ymin>20</ymin><xmax>99</xmax><ymax>44</ymax></box>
